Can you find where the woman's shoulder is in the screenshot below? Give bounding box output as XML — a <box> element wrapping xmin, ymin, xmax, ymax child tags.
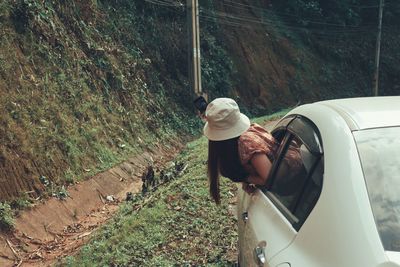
<box><xmin>238</xmin><ymin>123</ymin><xmax>278</xmax><ymax>164</ymax></box>
<box><xmin>249</xmin><ymin>123</ymin><xmax>268</xmax><ymax>132</ymax></box>
<box><xmin>240</xmin><ymin>123</ymin><xmax>271</xmax><ymax>140</ymax></box>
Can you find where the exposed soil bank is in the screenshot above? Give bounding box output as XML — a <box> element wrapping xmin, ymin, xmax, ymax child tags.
<box><xmin>0</xmin><ymin>142</ymin><xmax>184</xmax><ymax>267</ymax></box>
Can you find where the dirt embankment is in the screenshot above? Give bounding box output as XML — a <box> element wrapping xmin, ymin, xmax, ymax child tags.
<box><xmin>0</xmin><ymin>142</ymin><xmax>184</xmax><ymax>267</ymax></box>
<box><xmin>0</xmin><ymin>120</ymin><xmax>279</xmax><ymax>267</ymax></box>
<box><xmin>0</xmin><ymin>1</ymin><xmax>198</xmax><ymax>203</ymax></box>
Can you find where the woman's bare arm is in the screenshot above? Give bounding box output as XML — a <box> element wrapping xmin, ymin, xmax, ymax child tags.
<box><xmin>246</xmin><ymin>153</ymin><xmax>272</xmax><ymax>185</ymax></box>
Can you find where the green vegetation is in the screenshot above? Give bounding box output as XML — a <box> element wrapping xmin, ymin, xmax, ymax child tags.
<box><xmin>271</xmin><ymin>0</ymin><xmax>400</xmax><ymax>98</ymax></box>
<box><xmin>1</xmin><ymin>0</ymin><xmax>254</xmax><ymax>202</ymax></box>
<box><xmin>0</xmin><ymin>0</ymin><xmax>399</xmax><ymax>215</ymax></box>
<box><xmin>0</xmin><ymin>196</ymin><xmax>36</xmax><ymax>231</ymax></box>
<box><xmin>252</xmin><ymin>108</ymin><xmax>291</xmax><ymax>125</ymax></box>
<box><xmin>0</xmin><ymin>202</ymin><xmax>14</xmax><ymax>231</ymax></box>
<box><xmin>0</xmin><ymin>0</ymin><xmax>207</xmax><ymax>201</ymax></box>
<box><xmin>272</xmin><ymin>0</ymin><xmax>400</xmax><ymax>27</ymax></box>
<box><xmin>61</xmin><ymin>136</ymin><xmax>238</xmax><ymax>266</ymax></box>
<box><xmin>61</xmin><ymin>110</ymin><xmax>287</xmax><ymax>266</ymax></box>
<box><xmin>0</xmin><ymin>0</ymin><xmax>398</xmax><ymax>264</ymax></box>
<box><xmin>10</xmin><ymin>195</ymin><xmax>33</xmax><ymax>210</ymax></box>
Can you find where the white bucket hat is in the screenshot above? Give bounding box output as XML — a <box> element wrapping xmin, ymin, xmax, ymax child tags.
<box><xmin>203</xmin><ymin>98</ymin><xmax>250</xmax><ymax>141</ymax></box>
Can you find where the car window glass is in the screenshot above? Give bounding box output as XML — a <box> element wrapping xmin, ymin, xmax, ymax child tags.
<box><xmin>287</xmin><ymin>117</ymin><xmax>323</xmax><ymax>154</ymax></box>
<box><xmin>292</xmin><ymin>158</ymin><xmax>323</xmax><ymax>228</ymax></box>
<box><xmin>272</xmin><ymin>129</ymin><xmax>286</xmax><ymax>146</ymax></box>
<box><xmin>265</xmin><ymin>117</ymin><xmax>324</xmax><ymax>229</ymax></box>
<box><xmin>273</xmin><ymin>115</ymin><xmax>296</xmax><ymax>132</ymax></box>
<box><xmin>265</xmin><ymin>134</ymin><xmax>323</xmax><ymax>230</ymax></box>
<box><xmin>269</xmin><ymin>138</ymin><xmax>313</xmax><ymax>208</ymax></box>
<box><xmin>354</xmin><ymin>126</ymin><xmax>400</xmax><ymax>252</ymax></box>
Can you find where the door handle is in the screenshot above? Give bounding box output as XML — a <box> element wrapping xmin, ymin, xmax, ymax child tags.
<box><xmin>242</xmin><ymin>211</ymin><xmax>249</xmax><ymax>223</ymax></box>
<box><xmin>254</xmin><ymin>241</ymin><xmax>267</xmax><ymax>266</ymax></box>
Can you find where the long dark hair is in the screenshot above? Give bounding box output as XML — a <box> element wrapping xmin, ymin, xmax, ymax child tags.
<box><xmin>208</xmin><ymin>137</ymin><xmax>248</xmax><ymax>204</ymax></box>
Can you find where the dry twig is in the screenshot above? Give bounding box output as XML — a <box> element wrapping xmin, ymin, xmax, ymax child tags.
<box><xmin>5</xmin><ymin>239</ymin><xmax>18</xmax><ymax>260</ymax></box>
<box><xmin>96</xmin><ymin>189</ymin><xmax>105</xmax><ymax>204</ymax></box>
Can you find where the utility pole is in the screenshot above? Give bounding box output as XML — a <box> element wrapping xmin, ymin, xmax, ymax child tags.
<box><xmin>373</xmin><ymin>0</ymin><xmax>384</xmax><ymax>96</ymax></box>
<box><xmin>187</xmin><ymin>0</ymin><xmax>204</xmax><ymax>98</ymax></box>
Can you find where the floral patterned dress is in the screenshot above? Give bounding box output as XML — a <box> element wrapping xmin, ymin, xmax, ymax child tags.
<box><xmin>238</xmin><ymin>123</ymin><xmax>302</xmax><ymax>176</ymax></box>
<box><xmin>238</xmin><ymin>123</ymin><xmax>278</xmax><ymax>175</ymax></box>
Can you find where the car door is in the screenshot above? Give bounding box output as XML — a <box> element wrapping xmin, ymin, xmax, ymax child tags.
<box><xmin>238</xmin><ymin>116</ymin><xmax>324</xmax><ymax>267</ymax></box>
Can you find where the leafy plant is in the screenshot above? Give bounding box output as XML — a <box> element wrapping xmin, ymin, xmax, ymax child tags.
<box><xmin>53</xmin><ymin>185</ymin><xmax>69</xmax><ymax>200</ymax></box>
<box><xmin>0</xmin><ymin>1</ymin><xmax>11</xmax><ymax>21</ymax></box>
<box><xmin>60</xmin><ymin>110</ymin><xmax>287</xmax><ymax>265</ymax></box>
<box><xmin>61</xmin><ymin>136</ymin><xmax>238</xmax><ymax>266</ymax></box>
<box><xmin>0</xmin><ymin>202</ymin><xmax>14</xmax><ymax>231</ymax></box>
<box><xmin>10</xmin><ymin>196</ymin><xmax>33</xmax><ymax>210</ymax></box>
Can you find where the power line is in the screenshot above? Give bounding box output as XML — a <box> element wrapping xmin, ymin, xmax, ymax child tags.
<box><xmin>199</xmin><ymin>8</ymin><xmax>374</xmax><ymax>34</ymax></box>
<box><xmin>222</xmin><ymin>0</ymin><xmax>396</xmax><ymax>14</ymax></box>
<box><xmin>349</xmin><ymin>1</ymin><xmax>395</xmax><ymax>8</ymax></box>
<box><xmin>142</xmin><ymin>0</ymin><xmax>381</xmax><ymax>40</ymax></box>
<box><xmin>199</xmin><ymin>15</ymin><xmax>375</xmax><ymax>43</ymax></box>
<box><xmin>146</xmin><ymin>1</ymin><xmax>393</xmax><ymax>42</ymax></box>
<box><xmin>197</xmin><ymin>0</ymin><xmax>378</xmax><ymax>31</ymax></box>
<box><xmin>145</xmin><ymin>0</ymin><xmax>389</xmax><ymax>30</ymax></box>
<box><xmin>220</xmin><ymin>1</ymin><xmax>378</xmax><ymax>28</ymax></box>
<box><xmin>144</xmin><ymin>0</ymin><xmax>184</xmax><ymax>7</ymax></box>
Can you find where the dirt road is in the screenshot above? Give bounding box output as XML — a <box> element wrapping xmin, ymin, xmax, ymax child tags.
<box><xmin>0</xmin><ymin>119</ymin><xmax>280</xmax><ymax>267</ymax></box>
<box><xmin>0</xmin><ymin>143</ymin><xmax>183</xmax><ymax>267</ymax></box>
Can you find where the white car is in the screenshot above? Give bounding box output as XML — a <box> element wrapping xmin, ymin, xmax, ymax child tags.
<box><xmin>238</xmin><ymin>96</ymin><xmax>400</xmax><ymax>267</ymax></box>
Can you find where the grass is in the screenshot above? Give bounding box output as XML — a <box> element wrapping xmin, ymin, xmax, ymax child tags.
<box><xmin>0</xmin><ymin>202</ymin><xmax>14</xmax><ymax>231</ymax></box>
<box><xmin>61</xmin><ymin>136</ymin><xmax>238</xmax><ymax>266</ymax></box>
<box><xmin>60</xmin><ymin>110</ymin><xmax>288</xmax><ymax>266</ymax></box>
<box><xmin>251</xmin><ymin>108</ymin><xmax>291</xmax><ymax>125</ymax></box>
<box><xmin>0</xmin><ymin>0</ymin><xmax>202</xmax><ymax>204</ymax></box>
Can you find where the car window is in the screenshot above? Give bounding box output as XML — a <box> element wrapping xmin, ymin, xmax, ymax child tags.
<box><xmin>266</xmin><ymin>117</ymin><xmax>323</xmax><ymax>230</ymax></box>
<box><xmin>354</xmin><ymin>126</ymin><xmax>400</xmax><ymax>252</ymax></box>
<box><xmin>270</xmin><ymin>137</ymin><xmax>307</xmax><ymax>209</ymax></box>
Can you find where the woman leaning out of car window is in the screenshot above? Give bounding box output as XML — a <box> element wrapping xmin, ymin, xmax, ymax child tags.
<box><xmin>203</xmin><ymin>98</ymin><xmax>279</xmax><ymax>204</ymax></box>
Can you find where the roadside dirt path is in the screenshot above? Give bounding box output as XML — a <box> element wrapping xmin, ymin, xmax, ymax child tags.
<box><xmin>0</xmin><ymin>142</ymin><xmax>184</xmax><ymax>267</ymax></box>
<box><xmin>0</xmin><ymin>119</ymin><xmax>280</xmax><ymax>267</ymax></box>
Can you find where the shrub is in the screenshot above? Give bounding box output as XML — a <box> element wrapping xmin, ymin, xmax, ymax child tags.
<box><xmin>0</xmin><ymin>202</ymin><xmax>14</xmax><ymax>231</ymax></box>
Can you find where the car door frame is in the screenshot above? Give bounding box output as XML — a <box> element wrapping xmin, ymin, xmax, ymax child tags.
<box><xmin>238</xmin><ymin>115</ymin><xmax>324</xmax><ymax>266</ymax></box>
<box><xmin>266</xmin><ymin>115</ymin><xmax>324</xmax><ymax>230</ymax></box>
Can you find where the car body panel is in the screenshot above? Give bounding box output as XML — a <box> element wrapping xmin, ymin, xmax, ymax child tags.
<box><xmin>238</xmin><ymin>189</ymin><xmax>296</xmax><ymax>266</ymax></box>
<box><xmin>318</xmin><ymin>96</ymin><xmax>400</xmax><ymax>130</ymax></box>
<box><xmin>238</xmin><ymin>97</ymin><xmax>400</xmax><ymax>267</ymax></box>
<box><xmin>269</xmin><ymin>104</ymin><xmax>386</xmax><ymax>267</ymax></box>
<box><xmin>386</xmin><ymin>252</ymin><xmax>400</xmax><ymax>266</ymax></box>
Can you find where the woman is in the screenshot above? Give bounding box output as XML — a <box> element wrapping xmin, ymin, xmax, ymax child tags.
<box><xmin>203</xmin><ymin>98</ymin><xmax>279</xmax><ymax>204</ymax></box>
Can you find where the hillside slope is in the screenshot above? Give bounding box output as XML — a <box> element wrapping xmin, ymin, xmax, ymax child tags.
<box><xmin>207</xmin><ymin>0</ymin><xmax>400</xmax><ymax>111</ymax></box>
<box><xmin>0</xmin><ymin>1</ymin><xmax>199</xmax><ymax>201</ymax></box>
<box><xmin>0</xmin><ymin>0</ymin><xmax>399</xmax><ymax>202</ymax></box>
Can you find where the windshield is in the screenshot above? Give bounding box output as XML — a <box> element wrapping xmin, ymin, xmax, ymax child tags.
<box><xmin>354</xmin><ymin>127</ymin><xmax>400</xmax><ymax>252</ymax></box>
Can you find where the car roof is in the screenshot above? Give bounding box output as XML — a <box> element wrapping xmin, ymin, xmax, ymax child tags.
<box><xmin>316</xmin><ymin>96</ymin><xmax>400</xmax><ymax>131</ymax></box>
